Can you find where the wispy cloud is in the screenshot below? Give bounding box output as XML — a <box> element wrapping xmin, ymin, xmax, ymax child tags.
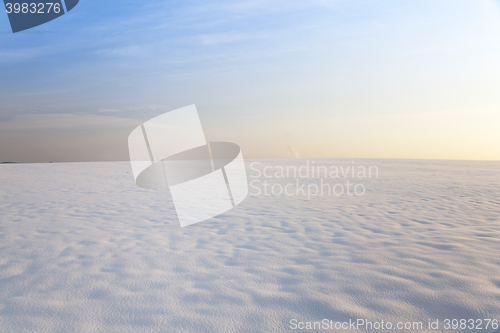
<box><xmin>97</xmin><ymin>109</ymin><xmax>124</xmax><ymax>113</ymax></box>
<box><xmin>198</xmin><ymin>31</ymin><xmax>271</xmax><ymax>45</ymax></box>
<box><xmin>0</xmin><ymin>114</ymin><xmax>141</xmax><ymax>131</ymax></box>
<box><xmin>95</xmin><ymin>45</ymin><xmax>146</xmax><ymax>58</ymax></box>
<box><xmin>0</xmin><ymin>48</ymin><xmax>48</xmax><ymax>63</ymax></box>
<box><xmin>96</xmin><ymin>104</ymin><xmax>168</xmax><ymax>114</ymax></box>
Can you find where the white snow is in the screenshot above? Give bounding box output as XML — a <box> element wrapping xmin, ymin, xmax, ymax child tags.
<box><xmin>0</xmin><ymin>160</ymin><xmax>499</xmax><ymax>332</ymax></box>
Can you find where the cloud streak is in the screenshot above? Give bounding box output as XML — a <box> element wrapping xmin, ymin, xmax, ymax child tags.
<box><xmin>0</xmin><ymin>114</ymin><xmax>141</xmax><ymax>131</ymax></box>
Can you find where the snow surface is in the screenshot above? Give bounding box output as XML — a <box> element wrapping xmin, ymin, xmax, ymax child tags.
<box><xmin>0</xmin><ymin>160</ymin><xmax>499</xmax><ymax>332</ymax></box>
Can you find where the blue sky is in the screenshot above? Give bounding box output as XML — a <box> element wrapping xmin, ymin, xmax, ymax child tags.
<box><xmin>1</xmin><ymin>0</ymin><xmax>499</xmax><ymax>161</ymax></box>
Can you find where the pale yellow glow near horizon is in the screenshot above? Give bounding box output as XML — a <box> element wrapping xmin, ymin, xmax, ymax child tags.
<box><xmin>0</xmin><ymin>110</ymin><xmax>498</xmax><ymax>162</ymax></box>
<box><xmin>207</xmin><ymin>106</ymin><xmax>500</xmax><ymax>161</ymax></box>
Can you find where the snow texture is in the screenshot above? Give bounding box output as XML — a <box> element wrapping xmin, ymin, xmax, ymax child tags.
<box><xmin>0</xmin><ymin>160</ymin><xmax>499</xmax><ymax>332</ymax></box>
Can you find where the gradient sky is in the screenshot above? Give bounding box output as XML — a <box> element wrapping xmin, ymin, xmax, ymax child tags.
<box><xmin>1</xmin><ymin>0</ymin><xmax>499</xmax><ymax>162</ymax></box>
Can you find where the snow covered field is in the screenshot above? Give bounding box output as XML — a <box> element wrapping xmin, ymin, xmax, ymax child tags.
<box><xmin>0</xmin><ymin>160</ymin><xmax>499</xmax><ymax>332</ymax></box>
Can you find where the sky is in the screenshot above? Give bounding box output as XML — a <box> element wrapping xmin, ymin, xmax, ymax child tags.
<box><xmin>0</xmin><ymin>0</ymin><xmax>499</xmax><ymax>162</ymax></box>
